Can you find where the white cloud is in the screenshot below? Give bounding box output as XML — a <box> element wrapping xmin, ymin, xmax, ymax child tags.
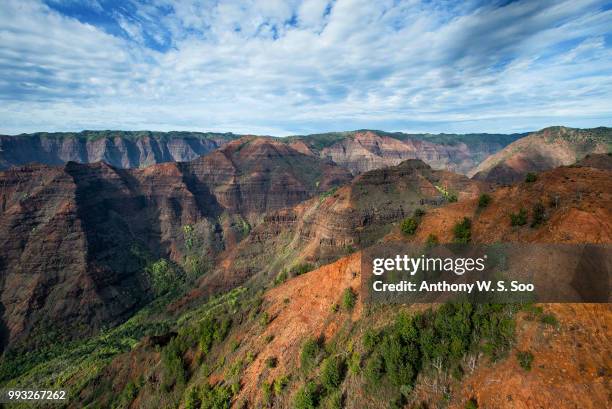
<box><xmin>0</xmin><ymin>0</ymin><xmax>610</xmax><ymax>135</ymax></box>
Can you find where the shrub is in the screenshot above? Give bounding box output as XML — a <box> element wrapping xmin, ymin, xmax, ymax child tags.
<box><xmin>510</xmin><ymin>208</ymin><xmax>527</xmax><ymax>226</ymax></box>
<box><xmin>262</xmin><ymin>381</ymin><xmax>273</xmax><ymax>405</ymax></box>
<box><xmin>273</xmin><ymin>376</ymin><xmax>289</xmax><ymax>395</ymax></box>
<box><xmin>330</xmin><ymin>303</ymin><xmax>339</xmax><ymax>313</ymax></box>
<box><xmin>161</xmin><ymin>338</ymin><xmax>185</xmax><ymax>390</ymax></box>
<box><xmin>531</xmin><ymin>203</ymin><xmax>545</xmax><ymax>227</ymax></box>
<box><xmin>516</xmin><ymin>351</ymin><xmax>533</xmax><ymax>371</ymax></box>
<box><xmin>525</xmin><ymin>172</ymin><xmax>537</xmax><ymax>183</ymax></box>
<box><xmin>274</xmin><ymin>270</ymin><xmax>288</xmax><ymax>286</ymax></box>
<box><xmin>364</xmin><ymin>352</ymin><xmax>384</xmax><ymax>384</ymax></box>
<box><xmin>291</xmin><ymin>263</ymin><xmax>314</xmax><ymax>276</ymax></box>
<box><xmin>465</xmin><ymin>398</ymin><xmax>479</xmax><ymax>409</ymax></box>
<box><xmin>259</xmin><ymin>312</ymin><xmax>270</xmax><ymax>327</ymax></box>
<box><xmin>540</xmin><ymin>313</ymin><xmax>558</xmax><ymax>327</ymax></box>
<box><xmin>452</xmin><ymin>218</ymin><xmax>472</xmax><ymax>243</ymax></box>
<box><xmin>199</xmin><ymin>317</ymin><xmax>231</xmax><ymax>354</ymax></box>
<box><xmin>200</xmin><ymin>383</ymin><xmax>233</xmax><ymax>409</ymax></box>
<box><xmin>343</xmin><ymin>244</ymin><xmax>356</xmax><ymax>255</ymax></box>
<box><xmin>342</xmin><ymin>288</ymin><xmax>356</xmax><ymax>311</ymax></box>
<box><xmin>362</xmin><ymin>329</ymin><xmax>380</xmax><ymax>353</ymax></box>
<box><xmin>300</xmin><ymin>338</ymin><xmax>322</xmax><ymax>373</ymax></box>
<box><xmin>425</xmin><ymin>234</ymin><xmax>439</xmax><ymax>246</ymax></box>
<box><xmin>184</xmin><ymin>386</ymin><xmax>201</xmax><ymax>409</ymax></box>
<box><xmin>400</xmin><ymin>217</ymin><xmax>418</xmax><ymax>236</ymax></box>
<box><xmin>265</xmin><ymin>356</ymin><xmax>277</xmax><ymax>368</ymax></box>
<box><xmin>348</xmin><ymin>352</ymin><xmax>360</xmax><ymax>375</ymax></box>
<box><xmin>294</xmin><ymin>381</ymin><xmax>320</xmax><ymax>409</ymax></box>
<box><xmin>478</xmin><ymin>194</ymin><xmax>491</xmax><ymax>208</ymax></box>
<box><xmin>146</xmin><ymin>259</ymin><xmax>182</xmax><ymax>295</ymax></box>
<box><xmin>321</xmin><ymin>390</ymin><xmax>343</xmax><ymax>409</ymax></box>
<box><xmin>320</xmin><ymin>356</ymin><xmax>346</xmax><ymax>390</ymax></box>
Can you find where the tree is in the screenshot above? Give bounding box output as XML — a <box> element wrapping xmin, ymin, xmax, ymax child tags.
<box><xmin>321</xmin><ymin>356</ymin><xmax>345</xmax><ymax>391</ymax></box>
<box><xmin>452</xmin><ymin>218</ymin><xmax>472</xmax><ymax>243</ymax></box>
<box><xmin>510</xmin><ymin>208</ymin><xmax>527</xmax><ymax>226</ymax></box>
<box><xmin>531</xmin><ymin>202</ymin><xmax>545</xmax><ymax>227</ymax></box>
<box><xmin>401</xmin><ymin>217</ymin><xmax>418</xmax><ymax>236</ymax></box>
<box><xmin>478</xmin><ymin>194</ymin><xmax>491</xmax><ymax>208</ymax></box>
<box><xmin>294</xmin><ymin>381</ymin><xmax>320</xmax><ymax>409</ymax></box>
<box><xmin>516</xmin><ymin>351</ymin><xmax>533</xmax><ymax>371</ymax></box>
<box><xmin>342</xmin><ymin>288</ymin><xmax>356</xmax><ymax>311</ymax></box>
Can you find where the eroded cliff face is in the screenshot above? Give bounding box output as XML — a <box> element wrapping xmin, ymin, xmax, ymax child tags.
<box><xmin>1</xmin><ymin>129</ymin><xmax>524</xmax><ymax>175</ymax></box>
<box><xmin>209</xmin><ymin>159</ymin><xmax>486</xmax><ymax>295</ymax></box>
<box><xmin>469</xmin><ymin>126</ymin><xmax>611</xmax><ymax>183</ymax></box>
<box><xmin>0</xmin><ymin>131</ymin><xmax>237</xmax><ymax>170</ymax></box>
<box><xmin>185</xmin><ymin>137</ymin><xmax>352</xmax><ymax>219</ymax></box>
<box><xmin>312</xmin><ymin>131</ymin><xmax>518</xmax><ymax>175</ymax></box>
<box><xmin>0</xmin><ymin>138</ymin><xmax>351</xmax><ymax>351</ymax></box>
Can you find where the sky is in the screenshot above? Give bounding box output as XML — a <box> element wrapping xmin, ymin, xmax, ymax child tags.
<box><xmin>0</xmin><ymin>0</ymin><xmax>611</xmax><ymax>136</ymax></box>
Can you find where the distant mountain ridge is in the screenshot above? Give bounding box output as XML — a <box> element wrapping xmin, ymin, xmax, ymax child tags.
<box><xmin>2</xmin><ymin>127</ymin><xmax>608</xmax><ymax>179</ymax></box>
<box><xmin>0</xmin><ymin>130</ymin><xmax>240</xmax><ymax>170</ymax></box>
<box><xmin>0</xmin><ymin>128</ymin><xmax>526</xmax><ymax>174</ymax></box>
<box><xmin>470</xmin><ymin>126</ymin><xmax>612</xmax><ymax>183</ymax></box>
<box><xmin>289</xmin><ymin>130</ymin><xmax>527</xmax><ymax>174</ymax></box>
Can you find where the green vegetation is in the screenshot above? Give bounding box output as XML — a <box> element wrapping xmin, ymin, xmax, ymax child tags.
<box><xmin>262</xmin><ymin>381</ymin><xmax>273</xmax><ymax>405</ymax></box>
<box><xmin>516</xmin><ymin>351</ymin><xmax>534</xmax><ymax>371</ymax></box>
<box><xmin>265</xmin><ymin>356</ymin><xmax>278</xmax><ymax>368</ymax></box>
<box><xmin>435</xmin><ymin>185</ymin><xmax>458</xmax><ymax>202</ymax></box>
<box><xmin>198</xmin><ymin>317</ymin><xmax>232</xmax><ymax>354</ymax></box>
<box><xmin>320</xmin><ymin>356</ymin><xmax>346</xmax><ymax>390</ymax></box>
<box><xmin>525</xmin><ymin>172</ymin><xmax>538</xmax><ymax>183</ymax></box>
<box><xmin>291</xmin><ymin>263</ymin><xmax>315</xmax><ymax>276</ymax></box>
<box><xmin>348</xmin><ymin>352</ymin><xmax>361</xmax><ymax>375</ymax></box>
<box><xmin>294</xmin><ymin>381</ymin><xmax>320</xmax><ymax>409</ymax></box>
<box><xmin>478</xmin><ymin>193</ymin><xmax>491</xmax><ymax>208</ymax></box>
<box><xmin>320</xmin><ymin>187</ymin><xmax>339</xmax><ymax>202</ymax></box>
<box><xmin>400</xmin><ymin>217</ymin><xmax>418</xmax><ymax>236</ymax></box>
<box><xmin>465</xmin><ymin>398</ymin><xmax>479</xmax><ymax>409</ymax></box>
<box><xmin>321</xmin><ymin>390</ymin><xmax>343</xmax><ymax>409</ymax></box>
<box><xmin>198</xmin><ymin>383</ymin><xmax>233</xmax><ymax>409</ymax></box>
<box><xmin>510</xmin><ymin>208</ymin><xmax>528</xmax><ymax>226</ymax></box>
<box><xmin>274</xmin><ymin>270</ymin><xmax>288</xmax><ymax>286</ymax></box>
<box><xmin>342</xmin><ymin>288</ymin><xmax>357</xmax><ymax>311</ymax></box>
<box><xmin>452</xmin><ymin>217</ymin><xmax>472</xmax><ymax>243</ymax></box>
<box><xmin>300</xmin><ymin>338</ymin><xmax>323</xmax><ymax>374</ymax></box>
<box><xmin>425</xmin><ymin>234</ymin><xmax>439</xmax><ymax>246</ymax></box>
<box><xmin>531</xmin><ymin>202</ymin><xmax>545</xmax><ymax>227</ymax></box>
<box><xmin>273</xmin><ymin>375</ymin><xmax>289</xmax><ymax>395</ymax></box>
<box><xmin>361</xmin><ymin>303</ymin><xmax>517</xmax><ymax>402</ymax></box>
<box><xmin>146</xmin><ymin>259</ymin><xmax>184</xmax><ymax>296</ymax></box>
<box><xmin>540</xmin><ymin>313</ymin><xmax>559</xmax><ymax>327</ymax></box>
<box><xmin>0</xmin><ymin>285</ymin><xmax>247</xmax><ymax>408</ymax></box>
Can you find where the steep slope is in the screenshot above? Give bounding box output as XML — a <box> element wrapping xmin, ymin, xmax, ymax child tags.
<box><xmin>0</xmin><ymin>138</ymin><xmax>351</xmax><ymax>353</ymax></box>
<box><xmin>469</xmin><ymin>126</ymin><xmax>611</xmax><ymax>183</ymax></box>
<box><xmin>2</xmin><ymin>158</ymin><xmax>609</xmax><ymax>409</ymax></box>
<box><xmin>407</xmin><ymin>158</ymin><xmax>612</xmax><ymax>244</ymax></box>
<box><xmin>0</xmin><ymin>131</ymin><xmax>238</xmax><ymax>170</ymax></box>
<box><xmin>199</xmin><ymin>159</ymin><xmax>486</xmax><ymax>299</ymax></box>
<box><xmin>184</xmin><ymin>137</ymin><xmax>351</xmax><ymax>219</ymax></box>
<box><xmin>289</xmin><ymin>130</ymin><xmax>525</xmax><ymax>175</ymax></box>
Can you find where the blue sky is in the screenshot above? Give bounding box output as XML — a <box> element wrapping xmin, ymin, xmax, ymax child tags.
<box><xmin>0</xmin><ymin>0</ymin><xmax>610</xmax><ymax>136</ymax></box>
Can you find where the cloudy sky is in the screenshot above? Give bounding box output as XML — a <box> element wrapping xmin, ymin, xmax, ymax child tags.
<box><xmin>0</xmin><ymin>0</ymin><xmax>610</xmax><ymax>135</ymax></box>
